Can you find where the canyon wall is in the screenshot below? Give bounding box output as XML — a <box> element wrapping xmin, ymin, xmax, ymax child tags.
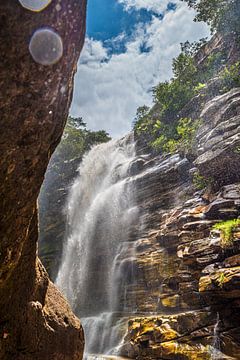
<box><xmin>36</xmin><ymin>28</ymin><xmax>240</xmax><ymax>359</ymax></box>
<box><xmin>121</xmin><ymin>90</ymin><xmax>240</xmax><ymax>359</ymax></box>
<box><xmin>0</xmin><ymin>1</ymin><xmax>86</xmax><ymax>359</ymax></box>
<box><xmin>119</xmin><ymin>36</ymin><xmax>240</xmax><ymax>359</ymax></box>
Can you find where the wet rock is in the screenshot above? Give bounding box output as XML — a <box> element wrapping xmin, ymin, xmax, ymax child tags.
<box><xmin>120</xmin><ymin>85</ymin><xmax>240</xmax><ymax>358</ymax></box>
<box><xmin>195</xmin><ymin>89</ymin><xmax>240</xmax><ymax>187</ymax></box>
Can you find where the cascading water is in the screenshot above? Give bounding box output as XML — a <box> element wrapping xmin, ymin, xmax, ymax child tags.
<box><xmin>210</xmin><ymin>313</ymin><xmax>222</xmax><ymax>360</ymax></box>
<box><xmin>56</xmin><ymin>134</ymin><xmax>138</xmax><ymax>358</ymax></box>
<box><xmin>210</xmin><ymin>313</ymin><xmax>233</xmax><ymax>360</ymax></box>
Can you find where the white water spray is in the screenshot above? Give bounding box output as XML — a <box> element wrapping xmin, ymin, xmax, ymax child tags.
<box><xmin>56</xmin><ymin>135</ymin><xmax>137</xmax><ymax>357</ymax></box>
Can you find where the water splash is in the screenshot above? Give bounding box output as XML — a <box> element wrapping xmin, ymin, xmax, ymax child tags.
<box><xmin>210</xmin><ymin>313</ymin><xmax>221</xmax><ymax>360</ymax></box>
<box><xmin>19</xmin><ymin>0</ymin><xmax>52</xmax><ymax>12</ymax></box>
<box><xmin>29</xmin><ymin>28</ymin><xmax>63</xmax><ymax>66</ymax></box>
<box><xmin>56</xmin><ymin>135</ymin><xmax>137</xmax><ymax>356</ymax></box>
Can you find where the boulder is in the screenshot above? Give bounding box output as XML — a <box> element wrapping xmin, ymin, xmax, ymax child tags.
<box><xmin>0</xmin><ymin>1</ymin><xmax>86</xmax><ymax>358</ymax></box>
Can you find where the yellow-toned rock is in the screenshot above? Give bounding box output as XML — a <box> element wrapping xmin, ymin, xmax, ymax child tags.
<box><xmin>161</xmin><ymin>294</ymin><xmax>180</xmax><ymax>308</ymax></box>
<box><xmin>199</xmin><ymin>266</ymin><xmax>240</xmax><ymax>297</ymax></box>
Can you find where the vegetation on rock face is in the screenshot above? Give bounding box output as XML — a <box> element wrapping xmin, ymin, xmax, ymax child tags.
<box><xmin>217</xmin><ymin>272</ymin><xmax>226</xmax><ymax>288</ymax></box>
<box><xmin>53</xmin><ymin>116</ymin><xmax>111</xmax><ymax>164</ymax></box>
<box><xmin>192</xmin><ymin>171</ymin><xmax>210</xmax><ymax>190</ymax></box>
<box><xmin>133</xmin><ymin>40</ymin><xmax>227</xmax><ymax>154</ymax></box>
<box><xmin>39</xmin><ymin>116</ymin><xmax>110</xmax><ymax>278</ymax></box>
<box><xmin>212</xmin><ymin>219</ymin><xmax>240</xmax><ymax>247</ymax></box>
<box><xmin>180</xmin><ymin>0</ymin><xmax>240</xmax><ymax>34</ymax></box>
<box><xmin>220</xmin><ymin>61</ymin><xmax>240</xmax><ymax>93</ymax></box>
<box><xmin>133</xmin><ymin>1</ymin><xmax>240</xmax><ymax>156</ymax></box>
<box><xmin>150</xmin><ymin>117</ymin><xmax>201</xmax><ymax>154</ymax></box>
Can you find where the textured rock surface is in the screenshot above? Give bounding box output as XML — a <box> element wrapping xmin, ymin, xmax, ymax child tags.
<box><xmin>118</xmin><ymin>86</ymin><xmax>240</xmax><ymax>359</ymax></box>
<box><xmin>195</xmin><ymin>88</ymin><xmax>240</xmax><ymax>187</ymax></box>
<box><xmin>0</xmin><ymin>1</ymin><xmax>86</xmax><ymax>359</ymax></box>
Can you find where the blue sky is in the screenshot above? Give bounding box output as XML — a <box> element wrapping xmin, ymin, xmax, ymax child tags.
<box><xmin>86</xmin><ymin>0</ymin><xmax>178</xmax><ymax>55</ymax></box>
<box><xmin>87</xmin><ymin>0</ymin><xmax>154</xmax><ymax>42</ymax></box>
<box><xmin>71</xmin><ymin>0</ymin><xmax>209</xmax><ymax>137</ymax></box>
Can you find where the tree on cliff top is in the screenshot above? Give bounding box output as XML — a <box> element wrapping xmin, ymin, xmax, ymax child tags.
<box><xmin>181</xmin><ymin>0</ymin><xmax>240</xmax><ymax>34</ymax></box>
<box><xmin>56</xmin><ymin>116</ymin><xmax>111</xmax><ymax>163</ymax></box>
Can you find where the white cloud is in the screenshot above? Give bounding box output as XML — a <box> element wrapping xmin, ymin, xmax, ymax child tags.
<box><xmin>118</xmin><ymin>0</ymin><xmax>174</xmax><ymax>13</ymax></box>
<box><xmin>71</xmin><ymin>2</ymin><xmax>209</xmax><ymax>138</ymax></box>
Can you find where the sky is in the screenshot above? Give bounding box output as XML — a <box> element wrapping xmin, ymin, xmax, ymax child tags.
<box><xmin>70</xmin><ymin>0</ymin><xmax>210</xmax><ymax>138</ymax></box>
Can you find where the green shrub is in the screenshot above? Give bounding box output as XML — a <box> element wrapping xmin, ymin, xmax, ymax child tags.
<box><xmin>150</xmin><ymin>117</ymin><xmax>201</xmax><ymax>154</ymax></box>
<box><xmin>181</xmin><ymin>0</ymin><xmax>240</xmax><ymax>34</ymax></box>
<box><xmin>152</xmin><ymin>79</ymin><xmax>196</xmax><ymax>119</ymax></box>
<box><xmin>133</xmin><ymin>106</ymin><xmax>150</xmax><ymax>131</ymax></box>
<box><xmin>212</xmin><ymin>219</ymin><xmax>240</xmax><ymax>247</ymax></box>
<box><xmin>179</xmin><ymin>38</ymin><xmax>208</xmax><ymax>57</ymax></box>
<box><xmin>192</xmin><ymin>171</ymin><xmax>209</xmax><ymax>190</ymax></box>
<box><xmin>220</xmin><ymin>61</ymin><xmax>240</xmax><ymax>93</ymax></box>
<box><xmin>151</xmin><ymin>134</ymin><xmax>178</xmax><ymax>154</ymax></box>
<box><xmin>234</xmin><ymin>146</ymin><xmax>240</xmax><ymax>154</ymax></box>
<box><xmin>53</xmin><ymin>116</ymin><xmax>111</xmax><ymax>164</ymax></box>
<box><xmin>194</xmin><ymin>83</ymin><xmax>206</xmax><ymax>92</ymax></box>
<box><xmin>133</xmin><ymin>39</ymin><xmax>230</xmax><ymax>154</ymax></box>
<box><xmin>217</xmin><ymin>272</ymin><xmax>226</xmax><ymax>288</ymax></box>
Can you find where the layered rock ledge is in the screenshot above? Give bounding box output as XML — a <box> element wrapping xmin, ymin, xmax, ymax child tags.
<box><xmin>119</xmin><ymin>86</ymin><xmax>240</xmax><ymax>359</ymax></box>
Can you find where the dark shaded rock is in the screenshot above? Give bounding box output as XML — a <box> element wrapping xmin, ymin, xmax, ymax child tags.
<box><xmin>204</xmin><ymin>199</ymin><xmax>236</xmax><ymax>219</ymax></box>
<box><xmin>195</xmin><ymin>88</ymin><xmax>240</xmax><ymax>187</ymax></box>
<box><xmin>0</xmin><ymin>1</ymin><xmax>86</xmax><ymax>359</ymax></box>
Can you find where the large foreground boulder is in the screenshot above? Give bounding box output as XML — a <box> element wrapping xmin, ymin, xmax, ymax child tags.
<box><xmin>0</xmin><ymin>1</ymin><xmax>86</xmax><ymax>359</ymax></box>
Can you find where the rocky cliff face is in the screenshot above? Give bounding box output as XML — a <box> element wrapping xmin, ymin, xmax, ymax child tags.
<box><xmin>0</xmin><ymin>1</ymin><xmax>86</xmax><ymax>359</ymax></box>
<box><xmin>35</xmin><ymin>27</ymin><xmax>240</xmax><ymax>358</ymax></box>
<box><xmin>119</xmin><ymin>74</ymin><xmax>240</xmax><ymax>359</ymax></box>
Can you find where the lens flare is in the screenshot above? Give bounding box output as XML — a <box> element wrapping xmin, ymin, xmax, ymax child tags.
<box><xmin>29</xmin><ymin>28</ymin><xmax>63</xmax><ymax>66</ymax></box>
<box><xmin>19</xmin><ymin>0</ymin><xmax>52</xmax><ymax>12</ymax></box>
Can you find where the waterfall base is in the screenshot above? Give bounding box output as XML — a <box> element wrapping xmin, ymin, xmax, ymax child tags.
<box><xmin>82</xmin><ymin>313</ymin><xmax>129</xmax><ymax>356</ymax></box>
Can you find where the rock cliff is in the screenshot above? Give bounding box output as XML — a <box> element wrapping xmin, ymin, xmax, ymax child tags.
<box><xmin>36</xmin><ymin>28</ymin><xmax>240</xmax><ymax>359</ymax></box>
<box><xmin>119</xmin><ymin>39</ymin><xmax>240</xmax><ymax>359</ymax></box>
<box><xmin>0</xmin><ymin>1</ymin><xmax>86</xmax><ymax>359</ymax></box>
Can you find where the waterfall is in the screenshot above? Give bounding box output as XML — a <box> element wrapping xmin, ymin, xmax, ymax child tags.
<box><xmin>56</xmin><ymin>134</ymin><xmax>138</xmax><ymax>357</ymax></box>
<box><xmin>210</xmin><ymin>313</ymin><xmax>223</xmax><ymax>360</ymax></box>
<box><xmin>209</xmin><ymin>313</ymin><xmax>235</xmax><ymax>360</ymax></box>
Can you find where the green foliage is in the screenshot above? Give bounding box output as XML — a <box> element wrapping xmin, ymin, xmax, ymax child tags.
<box><xmin>213</xmin><ymin>219</ymin><xmax>240</xmax><ymax>247</ymax></box>
<box><xmin>151</xmin><ymin>117</ymin><xmax>201</xmax><ymax>154</ymax></box>
<box><xmin>133</xmin><ymin>33</ymin><xmax>230</xmax><ymax>156</ymax></box>
<box><xmin>192</xmin><ymin>171</ymin><xmax>209</xmax><ymax>190</ymax></box>
<box><xmin>217</xmin><ymin>272</ymin><xmax>226</xmax><ymax>288</ymax></box>
<box><xmin>220</xmin><ymin>61</ymin><xmax>240</xmax><ymax>93</ymax></box>
<box><xmin>201</xmin><ymin>51</ymin><xmax>227</xmax><ymax>82</ymax></box>
<box><xmin>153</xmin><ymin>50</ymin><xmax>199</xmax><ymax>119</ymax></box>
<box><xmin>180</xmin><ymin>38</ymin><xmax>208</xmax><ymax>57</ymax></box>
<box><xmin>181</xmin><ymin>0</ymin><xmax>240</xmax><ymax>34</ymax></box>
<box><xmin>234</xmin><ymin>146</ymin><xmax>240</xmax><ymax>154</ymax></box>
<box><xmin>172</xmin><ymin>52</ymin><xmax>196</xmax><ymax>79</ymax></box>
<box><xmin>56</xmin><ymin>116</ymin><xmax>111</xmax><ymax>163</ymax></box>
<box><xmin>152</xmin><ymin>49</ymin><xmax>226</xmax><ymax>121</ymax></box>
<box><xmin>194</xmin><ymin>83</ymin><xmax>206</xmax><ymax>92</ymax></box>
<box><xmin>176</xmin><ymin>117</ymin><xmax>201</xmax><ymax>151</ymax></box>
<box><xmin>134</xmin><ymin>106</ymin><xmax>151</xmax><ymax>133</ymax></box>
<box><xmin>153</xmin><ymin>78</ymin><xmax>195</xmax><ymax>119</ymax></box>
